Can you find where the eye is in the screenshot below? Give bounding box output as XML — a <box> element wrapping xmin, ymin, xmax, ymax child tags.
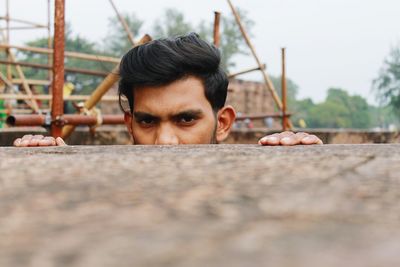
<box><xmin>177</xmin><ymin>115</ymin><xmax>196</xmax><ymax>125</ymax></box>
<box><xmin>137</xmin><ymin>118</ymin><xmax>155</xmax><ymax>127</ymax></box>
<box><xmin>141</xmin><ymin>118</ymin><xmax>154</xmax><ymax>124</ymax></box>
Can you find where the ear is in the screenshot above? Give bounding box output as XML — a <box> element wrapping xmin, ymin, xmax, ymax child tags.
<box><xmin>124</xmin><ymin>112</ymin><xmax>135</xmax><ymax>144</ymax></box>
<box><xmin>216</xmin><ymin>105</ymin><xmax>236</xmax><ymax>143</ymax></box>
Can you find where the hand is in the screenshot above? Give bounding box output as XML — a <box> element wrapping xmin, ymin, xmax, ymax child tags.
<box><xmin>13</xmin><ymin>135</ymin><xmax>67</xmax><ymax>147</ymax></box>
<box><xmin>258</xmin><ymin>131</ymin><xmax>323</xmax><ymax>146</ymax></box>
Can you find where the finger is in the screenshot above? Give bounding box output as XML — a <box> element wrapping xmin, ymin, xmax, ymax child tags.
<box><xmin>278</xmin><ymin>131</ymin><xmax>295</xmax><ymax>139</ymax></box>
<box><xmin>20</xmin><ymin>135</ymin><xmax>34</xmax><ymax>147</ymax></box>
<box><xmin>13</xmin><ymin>138</ymin><xmax>22</xmax><ymax>147</ymax></box>
<box><xmin>280</xmin><ymin>135</ymin><xmax>301</xmax><ymax>146</ymax></box>
<box><xmin>56</xmin><ymin>137</ymin><xmax>67</xmax><ymax>146</ymax></box>
<box><xmin>29</xmin><ymin>135</ymin><xmax>45</xmax><ymax>147</ymax></box>
<box><xmin>38</xmin><ymin>137</ymin><xmax>56</xmax><ymax>146</ymax></box>
<box><xmin>300</xmin><ymin>135</ymin><xmax>323</xmax><ymax>145</ymax></box>
<box><xmin>259</xmin><ymin>133</ymin><xmax>280</xmax><ymax>146</ymax></box>
<box><xmin>295</xmin><ymin>132</ymin><xmax>308</xmax><ymax>139</ymax></box>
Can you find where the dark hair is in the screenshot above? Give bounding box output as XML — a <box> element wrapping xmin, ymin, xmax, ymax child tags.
<box><xmin>118</xmin><ymin>32</ymin><xmax>228</xmax><ymax>113</ymax></box>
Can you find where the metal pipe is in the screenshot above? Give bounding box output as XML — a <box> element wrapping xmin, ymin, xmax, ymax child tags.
<box><xmin>0</xmin><ymin>59</ymin><xmax>109</xmax><ymax>77</ymax></box>
<box><xmin>6</xmin><ymin>114</ymin><xmax>125</xmax><ymax>127</ymax></box>
<box><xmin>51</xmin><ymin>0</ymin><xmax>65</xmax><ymax>137</ymax></box>
<box><xmin>213</xmin><ymin>11</ymin><xmax>221</xmax><ymax>48</ymax></box>
<box><xmin>6</xmin><ymin>114</ymin><xmax>46</xmax><ymax>126</ymax></box>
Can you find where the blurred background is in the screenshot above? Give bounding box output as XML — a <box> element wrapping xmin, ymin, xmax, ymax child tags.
<box><xmin>1</xmin><ymin>0</ymin><xmax>400</xmax><ymax>144</ymax></box>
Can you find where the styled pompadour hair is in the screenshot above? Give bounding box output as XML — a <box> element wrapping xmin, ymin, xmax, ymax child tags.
<box><xmin>118</xmin><ymin>32</ymin><xmax>228</xmax><ymax>113</ymax></box>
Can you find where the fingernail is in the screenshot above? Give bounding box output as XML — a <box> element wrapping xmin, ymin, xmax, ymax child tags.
<box><xmin>281</xmin><ymin>137</ymin><xmax>291</xmax><ymax>144</ymax></box>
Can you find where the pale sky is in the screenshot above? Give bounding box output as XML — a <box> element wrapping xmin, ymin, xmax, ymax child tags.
<box><xmin>3</xmin><ymin>0</ymin><xmax>400</xmax><ymax>105</ymax></box>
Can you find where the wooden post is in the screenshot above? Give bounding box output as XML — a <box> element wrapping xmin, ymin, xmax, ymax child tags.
<box><xmin>213</xmin><ymin>11</ymin><xmax>221</xmax><ymax>48</ymax></box>
<box><xmin>226</xmin><ymin>0</ymin><xmax>283</xmax><ymax>110</ymax></box>
<box><xmin>47</xmin><ymin>0</ymin><xmax>52</xmax><ymax>81</ymax></box>
<box><xmin>51</xmin><ymin>0</ymin><xmax>65</xmax><ymax>138</ymax></box>
<box><xmin>281</xmin><ymin>48</ymin><xmax>289</xmax><ymax>131</ymax></box>
<box><xmin>5</xmin><ymin>0</ymin><xmax>11</xmax><ymax>81</ymax></box>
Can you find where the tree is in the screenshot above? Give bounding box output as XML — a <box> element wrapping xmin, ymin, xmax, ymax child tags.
<box><xmin>103</xmin><ymin>13</ymin><xmax>143</xmax><ymax>57</ymax></box>
<box><xmin>153</xmin><ymin>9</ymin><xmax>193</xmax><ymax>39</ymax></box>
<box><xmin>270</xmin><ymin>75</ymin><xmax>299</xmax><ymax>109</ymax></box>
<box><xmin>373</xmin><ymin>44</ymin><xmax>400</xmax><ymax>116</ymax></box>
<box><xmin>19</xmin><ymin>23</ymin><xmax>112</xmax><ymax>95</ymax></box>
<box><xmin>152</xmin><ymin>8</ymin><xmax>254</xmax><ymax>71</ymax></box>
<box><xmin>304</xmin><ymin>88</ymin><xmax>371</xmax><ymax>129</ymax></box>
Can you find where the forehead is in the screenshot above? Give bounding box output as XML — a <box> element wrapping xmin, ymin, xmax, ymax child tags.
<box><xmin>133</xmin><ymin>76</ymin><xmax>212</xmax><ymax>114</ymax></box>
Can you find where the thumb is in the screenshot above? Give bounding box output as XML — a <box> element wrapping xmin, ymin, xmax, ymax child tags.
<box><xmin>55</xmin><ymin>137</ymin><xmax>67</xmax><ymax>146</ymax></box>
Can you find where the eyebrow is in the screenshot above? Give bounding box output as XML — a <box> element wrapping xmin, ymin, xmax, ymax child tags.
<box><xmin>171</xmin><ymin>109</ymin><xmax>203</xmax><ymax>120</ymax></box>
<box><xmin>133</xmin><ymin>112</ymin><xmax>159</xmax><ymax>121</ymax></box>
<box><xmin>133</xmin><ymin>109</ymin><xmax>204</xmax><ymax>121</ymax></box>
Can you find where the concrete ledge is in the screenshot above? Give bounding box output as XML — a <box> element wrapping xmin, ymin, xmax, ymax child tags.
<box><xmin>1</xmin><ymin>144</ymin><xmax>400</xmax><ymax>266</ymax></box>
<box><xmin>1</xmin><ymin>127</ymin><xmax>399</xmax><ymax>146</ymax></box>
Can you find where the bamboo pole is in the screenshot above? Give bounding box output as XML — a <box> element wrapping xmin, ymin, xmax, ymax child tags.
<box><xmin>12</xmin><ymin>79</ymin><xmax>50</xmax><ymax>86</ymax></box>
<box><xmin>0</xmin><ymin>16</ymin><xmax>48</xmax><ymax>28</ymax></box>
<box><xmin>0</xmin><ymin>71</ymin><xmax>13</xmax><ymax>90</ymax></box>
<box><xmin>108</xmin><ymin>0</ymin><xmax>135</xmax><ymax>46</ymax></box>
<box><xmin>0</xmin><ymin>43</ymin><xmax>120</xmax><ymax>63</ymax></box>
<box><xmin>0</xmin><ymin>26</ymin><xmax>47</xmax><ymax>31</ymax></box>
<box><xmin>61</xmin><ymin>34</ymin><xmax>152</xmax><ymax>139</ymax></box>
<box><xmin>226</xmin><ymin>0</ymin><xmax>283</xmax><ymax>110</ymax></box>
<box><xmin>228</xmin><ymin>64</ymin><xmax>265</xmax><ymax>79</ymax></box>
<box><xmin>0</xmin><ymin>59</ymin><xmax>110</xmax><ymax>77</ymax></box>
<box><xmin>0</xmin><ymin>27</ymin><xmax>40</xmax><ymax>112</ymax></box>
<box><xmin>47</xmin><ymin>0</ymin><xmax>52</xmax><ymax>81</ymax></box>
<box><xmin>5</xmin><ymin>50</ymin><xmax>40</xmax><ymax>112</ymax></box>
<box><xmin>213</xmin><ymin>11</ymin><xmax>221</xmax><ymax>48</ymax></box>
<box><xmin>5</xmin><ymin>0</ymin><xmax>11</xmax><ymax>81</ymax></box>
<box><xmin>281</xmin><ymin>48</ymin><xmax>289</xmax><ymax>131</ymax></box>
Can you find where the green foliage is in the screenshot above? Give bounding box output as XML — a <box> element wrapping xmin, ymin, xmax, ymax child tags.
<box><xmin>103</xmin><ymin>13</ymin><xmax>143</xmax><ymax>57</ymax></box>
<box><xmin>373</xmin><ymin>44</ymin><xmax>400</xmax><ymax>116</ymax></box>
<box><xmin>20</xmin><ymin>23</ymin><xmax>114</xmax><ymax>95</ymax></box>
<box><xmin>151</xmin><ymin>8</ymin><xmax>254</xmax><ymax>71</ymax></box>
<box><xmin>270</xmin><ymin>75</ymin><xmax>299</xmax><ymax>109</ymax></box>
<box><xmin>294</xmin><ymin>88</ymin><xmax>372</xmax><ymax>129</ymax></box>
<box><xmin>153</xmin><ymin>9</ymin><xmax>193</xmax><ymax>39</ymax></box>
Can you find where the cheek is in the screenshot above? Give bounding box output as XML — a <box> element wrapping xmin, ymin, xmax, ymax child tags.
<box><xmin>131</xmin><ymin>125</ymin><xmax>155</xmax><ymax>145</ymax></box>
<box><xmin>178</xmin><ymin>118</ymin><xmax>216</xmax><ymax>144</ymax></box>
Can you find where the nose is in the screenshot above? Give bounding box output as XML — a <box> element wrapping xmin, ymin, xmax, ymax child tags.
<box><xmin>155</xmin><ymin>123</ymin><xmax>179</xmax><ymax>145</ymax></box>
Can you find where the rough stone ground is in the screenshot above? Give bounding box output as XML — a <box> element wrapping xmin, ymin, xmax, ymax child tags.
<box><xmin>0</xmin><ymin>144</ymin><xmax>400</xmax><ymax>267</ymax></box>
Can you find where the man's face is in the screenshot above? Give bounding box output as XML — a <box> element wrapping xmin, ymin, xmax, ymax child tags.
<box><xmin>125</xmin><ymin>76</ymin><xmax>219</xmax><ymax>145</ymax></box>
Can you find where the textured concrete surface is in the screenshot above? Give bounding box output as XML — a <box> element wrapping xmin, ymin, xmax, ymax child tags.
<box><xmin>1</xmin><ymin>144</ymin><xmax>400</xmax><ymax>267</ymax></box>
